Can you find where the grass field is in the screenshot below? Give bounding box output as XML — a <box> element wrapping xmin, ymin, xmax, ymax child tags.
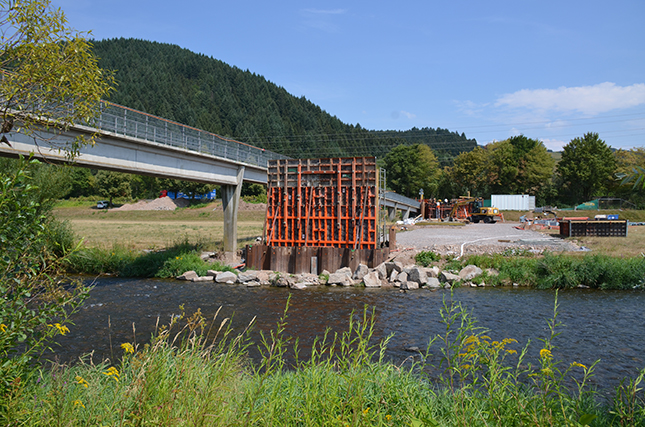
<box><xmin>53</xmin><ymin>201</ymin><xmax>265</xmax><ymax>251</ymax></box>
<box><xmin>54</xmin><ymin>201</ymin><xmax>645</xmax><ymax>257</ymax></box>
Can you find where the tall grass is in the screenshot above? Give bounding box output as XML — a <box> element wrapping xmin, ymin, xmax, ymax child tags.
<box><xmin>5</xmin><ymin>295</ymin><xmax>645</xmax><ymax>426</ymax></box>
<box><xmin>454</xmin><ymin>252</ymin><xmax>645</xmax><ymax>290</ymax></box>
<box><xmin>67</xmin><ymin>239</ymin><xmax>234</xmax><ymax>278</ymax></box>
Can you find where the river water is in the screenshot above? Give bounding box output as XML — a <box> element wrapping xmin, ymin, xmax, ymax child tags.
<box><xmin>52</xmin><ymin>277</ymin><xmax>645</xmax><ymax>395</ymax></box>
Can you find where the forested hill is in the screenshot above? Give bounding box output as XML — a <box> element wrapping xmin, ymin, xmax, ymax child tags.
<box><xmin>91</xmin><ymin>38</ymin><xmax>475</xmax><ymax>163</ymax></box>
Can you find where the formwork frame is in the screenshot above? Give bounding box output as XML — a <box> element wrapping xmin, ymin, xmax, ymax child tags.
<box><xmin>264</xmin><ymin>157</ymin><xmax>379</xmax><ymax>249</ymax></box>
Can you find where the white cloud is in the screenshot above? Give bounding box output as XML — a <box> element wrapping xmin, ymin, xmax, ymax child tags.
<box><xmin>495</xmin><ymin>82</ymin><xmax>645</xmax><ymax>115</ymax></box>
<box><xmin>391</xmin><ymin>110</ymin><xmax>416</xmax><ymax>120</ymax></box>
<box><xmin>541</xmin><ymin>138</ymin><xmax>568</xmax><ymax>151</ymax></box>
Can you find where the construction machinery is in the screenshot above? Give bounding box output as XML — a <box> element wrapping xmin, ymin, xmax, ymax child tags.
<box><xmin>449</xmin><ymin>197</ymin><xmax>501</xmax><ymax>223</ymax></box>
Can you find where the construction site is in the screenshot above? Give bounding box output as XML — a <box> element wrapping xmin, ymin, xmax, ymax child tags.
<box><xmin>245</xmin><ymin>156</ymin><xmax>633</xmax><ymax>274</ymax></box>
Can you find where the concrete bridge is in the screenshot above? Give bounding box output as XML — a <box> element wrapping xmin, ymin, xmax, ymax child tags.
<box><xmin>0</xmin><ymin>101</ymin><xmax>420</xmax><ymax>253</ymax></box>
<box><xmin>0</xmin><ymin>101</ymin><xmax>287</xmax><ymax>253</ymax></box>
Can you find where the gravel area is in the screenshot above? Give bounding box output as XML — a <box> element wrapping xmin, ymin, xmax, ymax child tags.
<box><xmin>394</xmin><ymin>222</ymin><xmax>584</xmax><ymax>258</ymax></box>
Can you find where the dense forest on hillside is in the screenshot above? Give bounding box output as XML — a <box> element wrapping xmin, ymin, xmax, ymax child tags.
<box><xmin>91</xmin><ymin>38</ymin><xmax>475</xmax><ymax>164</ymax></box>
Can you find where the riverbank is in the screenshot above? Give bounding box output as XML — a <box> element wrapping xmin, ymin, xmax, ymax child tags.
<box><xmin>11</xmin><ymin>295</ymin><xmax>644</xmax><ymax>426</ymax></box>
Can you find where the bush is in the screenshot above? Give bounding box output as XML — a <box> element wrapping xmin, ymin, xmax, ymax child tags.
<box><xmin>415</xmin><ymin>250</ymin><xmax>441</xmax><ymax>267</ymax></box>
<box><xmin>0</xmin><ymin>158</ymin><xmax>90</xmax><ymax>408</ymax></box>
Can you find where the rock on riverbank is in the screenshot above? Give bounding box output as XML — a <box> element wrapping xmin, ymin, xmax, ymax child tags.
<box><xmin>177</xmin><ymin>260</ymin><xmax>496</xmax><ymax>290</ymax></box>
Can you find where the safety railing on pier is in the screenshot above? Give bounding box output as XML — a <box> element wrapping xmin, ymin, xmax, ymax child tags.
<box><xmin>96</xmin><ymin>101</ymin><xmax>289</xmax><ymax>168</ymax></box>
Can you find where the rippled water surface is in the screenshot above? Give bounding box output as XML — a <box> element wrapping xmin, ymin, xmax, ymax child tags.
<box><xmin>53</xmin><ymin>278</ymin><xmax>645</xmax><ymax>393</ymax></box>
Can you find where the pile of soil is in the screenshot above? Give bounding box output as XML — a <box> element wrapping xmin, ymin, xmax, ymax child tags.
<box><xmin>111</xmin><ymin>198</ymin><xmax>265</xmax><ymax>212</ymax></box>
<box><xmin>112</xmin><ymin>197</ymin><xmax>188</xmax><ymax>211</ymax></box>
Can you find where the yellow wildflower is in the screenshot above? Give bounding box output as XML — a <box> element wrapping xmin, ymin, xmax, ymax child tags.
<box><xmin>541</xmin><ymin>367</ymin><xmax>553</xmax><ymax>376</ymax></box>
<box><xmin>73</xmin><ymin>400</ymin><xmax>85</xmax><ymax>408</ymax></box>
<box><xmin>121</xmin><ymin>342</ymin><xmax>134</xmax><ymax>354</ymax></box>
<box><xmin>103</xmin><ymin>366</ymin><xmax>120</xmax><ymax>381</ymax></box>
<box><xmin>571</xmin><ymin>362</ymin><xmax>587</xmax><ymax>369</ymax></box>
<box><xmin>75</xmin><ymin>376</ymin><xmax>89</xmax><ymax>388</ymax></box>
<box><xmin>540</xmin><ymin>348</ymin><xmax>552</xmax><ymax>359</ymax></box>
<box><xmin>362</xmin><ymin>407</ymin><xmax>370</xmax><ymax>416</ymax></box>
<box><xmin>0</xmin><ymin>324</ymin><xmax>6</xmax><ymax>332</ymax></box>
<box><xmin>386</xmin><ymin>414</ymin><xmax>392</xmax><ymax>421</ymax></box>
<box><xmin>48</xmin><ymin>323</ymin><xmax>70</xmax><ymax>335</ymax></box>
<box><xmin>506</xmin><ymin>349</ymin><xmax>517</xmax><ymax>355</ymax></box>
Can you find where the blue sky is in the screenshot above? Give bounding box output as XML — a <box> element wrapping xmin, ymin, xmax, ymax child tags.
<box><xmin>53</xmin><ymin>0</ymin><xmax>645</xmax><ymax>151</ymax></box>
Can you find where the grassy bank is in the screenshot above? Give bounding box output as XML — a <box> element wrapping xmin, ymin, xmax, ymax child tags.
<box><xmin>5</xmin><ymin>298</ymin><xmax>644</xmax><ymax>426</ymax></box>
<box><xmin>417</xmin><ymin>251</ymin><xmax>645</xmax><ymax>290</ymax></box>
<box><xmin>67</xmin><ymin>240</ymin><xmax>234</xmax><ymax>278</ymax></box>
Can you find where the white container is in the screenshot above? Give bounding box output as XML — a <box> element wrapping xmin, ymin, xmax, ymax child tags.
<box><xmin>491</xmin><ymin>194</ymin><xmax>536</xmax><ymax>211</ymax></box>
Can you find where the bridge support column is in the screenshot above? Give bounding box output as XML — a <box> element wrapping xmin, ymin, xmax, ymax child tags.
<box><xmin>403</xmin><ymin>207</ymin><xmax>411</xmax><ymax>220</ymax></box>
<box><xmin>221</xmin><ymin>166</ymin><xmax>245</xmax><ymax>255</ymax></box>
<box><xmin>388</xmin><ymin>207</ymin><xmax>397</xmax><ymax>221</ymax></box>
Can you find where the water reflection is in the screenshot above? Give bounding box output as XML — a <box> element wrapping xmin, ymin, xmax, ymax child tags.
<box><xmin>51</xmin><ymin>277</ymin><xmax>645</xmax><ymax>394</ymax></box>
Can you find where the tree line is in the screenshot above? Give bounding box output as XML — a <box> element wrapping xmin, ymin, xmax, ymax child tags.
<box><xmin>384</xmin><ymin>133</ymin><xmax>645</xmax><ymax>208</ymax></box>
<box><xmin>90</xmin><ymin>38</ymin><xmax>475</xmax><ymax>164</ymax></box>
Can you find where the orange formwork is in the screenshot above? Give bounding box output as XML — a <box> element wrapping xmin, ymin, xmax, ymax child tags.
<box><xmin>265</xmin><ymin>157</ymin><xmax>379</xmax><ymax>249</ymax></box>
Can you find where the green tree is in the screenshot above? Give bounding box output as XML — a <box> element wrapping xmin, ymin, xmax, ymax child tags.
<box><xmin>0</xmin><ymin>0</ymin><xmax>114</xmax><ymax>156</ymax></box>
<box><xmin>95</xmin><ymin>170</ymin><xmax>131</xmax><ymax>206</ymax></box>
<box><xmin>383</xmin><ymin>144</ymin><xmax>441</xmax><ymax>198</ymax></box>
<box><xmin>447</xmin><ymin>146</ymin><xmax>489</xmax><ymax>197</ymax></box>
<box><xmin>512</xmin><ymin>137</ymin><xmax>555</xmax><ymax>196</ymax></box>
<box><xmin>557</xmin><ymin>132</ymin><xmax>616</xmax><ymax>204</ymax></box>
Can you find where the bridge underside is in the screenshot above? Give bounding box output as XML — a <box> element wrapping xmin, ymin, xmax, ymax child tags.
<box><xmin>0</xmin><ymin>126</ymin><xmax>267</xmax><ymax>253</ymax></box>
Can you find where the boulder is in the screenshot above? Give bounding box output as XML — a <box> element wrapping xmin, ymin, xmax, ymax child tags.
<box><xmin>459</xmin><ymin>265</ymin><xmax>483</xmax><ymax>281</ymax></box>
<box><xmin>375</xmin><ymin>262</ymin><xmax>388</xmax><ymax>280</ymax></box>
<box><xmin>215</xmin><ymin>271</ymin><xmax>237</xmax><ymax>284</ymax></box>
<box><xmin>295</xmin><ymin>273</ymin><xmax>320</xmax><ymax>286</ymax></box>
<box><xmin>177</xmin><ymin>270</ymin><xmax>199</xmax><ymax>281</ymax></box>
<box><xmin>385</xmin><ymin>261</ymin><xmax>403</xmax><ymax>274</ymax></box>
<box><xmin>397</xmin><ymin>272</ymin><xmax>408</xmax><ymax>283</ymax></box>
<box><xmin>362</xmin><ymin>271</ymin><xmax>381</xmax><ymax>288</ymax></box>
<box><xmin>486</xmin><ymin>268</ymin><xmax>499</xmax><ymax>277</ymax></box>
<box><xmin>256</xmin><ymin>270</ymin><xmax>272</xmax><ymax>286</ymax></box>
<box><xmin>353</xmin><ymin>264</ymin><xmax>369</xmax><ymax>280</ymax></box>
<box><xmin>246</xmin><ymin>281</ymin><xmax>261</xmax><ymax>287</ymax></box>
<box><xmin>426</xmin><ymin>266</ymin><xmax>441</xmax><ymax>278</ymax></box>
<box><xmin>401</xmin><ymin>281</ymin><xmax>419</xmax><ymax>290</ymax></box>
<box><xmin>206</xmin><ymin>270</ymin><xmax>220</xmax><ymax>277</ymax></box>
<box><xmin>327</xmin><ymin>272</ymin><xmax>352</xmax><ymax>286</ymax></box>
<box><xmin>191</xmin><ymin>275</ymin><xmax>214</xmax><ymax>282</ymax></box>
<box><xmin>389</xmin><ymin>269</ymin><xmax>399</xmax><ymax>282</ymax></box>
<box><xmin>440</xmin><ymin>271</ymin><xmax>461</xmax><ymax>284</ymax></box>
<box><xmin>237</xmin><ymin>271</ymin><xmax>258</xmax><ymax>283</ymax></box>
<box><xmin>407</xmin><ymin>266</ymin><xmax>428</xmax><ymax>285</ymax></box>
<box><xmin>425</xmin><ymin>277</ymin><xmax>441</xmax><ymax>289</ymax></box>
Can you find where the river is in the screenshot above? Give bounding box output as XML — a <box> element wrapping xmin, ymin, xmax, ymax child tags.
<box><xmin>51</xmin><ymin>277</ymin><xmax>645</xmax><ymax>395</ymax></box>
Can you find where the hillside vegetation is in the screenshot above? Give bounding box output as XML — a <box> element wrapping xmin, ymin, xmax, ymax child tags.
<box><xmin>91</xmin><ymin>38</ymin><xmax>475</xmax><ymax>163</ymax></box>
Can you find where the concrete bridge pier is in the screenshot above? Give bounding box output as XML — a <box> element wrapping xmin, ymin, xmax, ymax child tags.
<box><xmin>388</xmin><ymin>207</ymin><xmax>397</xmax><ymax>221</ymax></box>
<box><xmin>221</xmin><ymin>166</ymin><xmax>245</xmax><ymax>256</ymax></box>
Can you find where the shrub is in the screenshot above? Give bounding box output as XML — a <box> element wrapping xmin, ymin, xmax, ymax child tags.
<box><xmin>415</xmin><ymin>250</ymin><xmax>441</xmax><ymax>267</ymax></box>
<box><xmin>0</xmin><ymin>158</ymin><xmax>90</xmax><ymax>409</ymax></box>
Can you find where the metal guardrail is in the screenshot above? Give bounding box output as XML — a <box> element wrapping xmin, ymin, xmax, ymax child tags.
<box><xmin>96</xmin><ymin>101</ymin><xmax>289</xmax><ymax>168</ymax></box>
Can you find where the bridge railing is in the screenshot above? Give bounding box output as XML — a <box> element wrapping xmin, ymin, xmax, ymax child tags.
<box><xmin>96</xmin><ymin>101</ymin><xmax>288</xmax><ymax>168</ymax></box>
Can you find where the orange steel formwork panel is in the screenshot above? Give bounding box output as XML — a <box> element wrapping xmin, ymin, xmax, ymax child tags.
<box><xmin>265</xmin><ymin>157</ymin><xmax>378</xmax><ymax>249</ymax></box>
